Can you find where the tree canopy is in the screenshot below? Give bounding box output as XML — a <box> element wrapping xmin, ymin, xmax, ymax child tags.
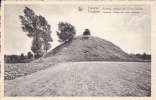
<box><xmin>56</xmin><ymin>22</ymin><xmax>76</xmax><ymax>42</ymax></box>
<box><xmin>19</xmin><ymin>6</ymin><xmax>53</xmax><ymax>58</ymax></box>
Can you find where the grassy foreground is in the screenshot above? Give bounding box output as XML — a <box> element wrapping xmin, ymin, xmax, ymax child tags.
<box><xmin>5</xmin><ymin>62</ymin><xmax>151</xmax><ymax>97</ymax></box>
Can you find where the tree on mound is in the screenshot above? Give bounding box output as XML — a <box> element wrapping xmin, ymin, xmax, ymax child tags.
<box><xmin>83</xmin><ymin>29</ymin><xmax>91</xmax><ymax>35</ymax></box>
<box><xmin>19</xmin><ymin>6</ymin><xmax>53</xmax><ymax>58</ymax></box>
<box><xmin>56</xmin><ymin>22</ymin><xmax>76</xmax><ymax>43</ymax></box>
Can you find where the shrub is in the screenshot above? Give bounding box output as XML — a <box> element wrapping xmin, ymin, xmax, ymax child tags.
<box><xmin>83</xmin><ymin>29</ymin><xmax>91</xmax><ymax>35</ymax></box>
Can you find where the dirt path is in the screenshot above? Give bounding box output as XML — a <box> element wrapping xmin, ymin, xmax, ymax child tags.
<box><xmin>5</xmin><ymin>62</ymin><xmax>151</xmax><ymax>97</ymax></box>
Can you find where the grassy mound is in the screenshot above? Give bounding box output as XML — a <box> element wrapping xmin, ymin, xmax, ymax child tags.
<box><xmin>44</xmin><ymin>35</ymin><xmax>142</xmax><ymax>62</ymax></box>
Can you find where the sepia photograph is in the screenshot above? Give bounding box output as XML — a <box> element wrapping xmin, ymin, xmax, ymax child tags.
<box><xmin>2</xmin><ymin>2</ymin><xmax>153</xmax><ymax>97</ymax></box>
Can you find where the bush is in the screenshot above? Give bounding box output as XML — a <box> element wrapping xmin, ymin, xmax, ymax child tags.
<box><xmin>34</xmin><ymin>54</ymin><xmax>43</xmax><ymax>59</ymax></box>
<box><xmin>83</xmin><ymin>29</ymin><xmax>90</xmax><ymax>35</ymax></box>
<box><xmin>27</xmin><ymin>52</ymin><xmax>33</xmax><ymax>59</ymax></box>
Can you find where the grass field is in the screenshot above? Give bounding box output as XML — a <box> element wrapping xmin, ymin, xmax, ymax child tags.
<box><xmin>4</xmin><ymin>57</ymin><xmax>60</xmax><ymax>80</ymax></box>
<box><xmin>5</xmin><ymin>62</ymin><xmax>151</xmax><ymax>97</ymax></box>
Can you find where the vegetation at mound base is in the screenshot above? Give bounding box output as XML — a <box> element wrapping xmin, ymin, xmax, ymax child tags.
<box><xmin>5</xmin><ymin>52</ymin><xmax>34</xmax><ymax>63</ymax></box>
<box><xmin>43</xmin><ymin>35</ymin><xmax>143</xmax><ymax>62</ymax></box>
<box><xmin>131</xmin><ymin>53</ymin><xmax>151</xmax><ymax>62</ymax></box>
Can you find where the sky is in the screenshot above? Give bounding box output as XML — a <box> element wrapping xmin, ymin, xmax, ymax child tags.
<box><xmin>4</xmin><ymin>4</ymin><xmax>151</xmax><ymax>55</ymax></box>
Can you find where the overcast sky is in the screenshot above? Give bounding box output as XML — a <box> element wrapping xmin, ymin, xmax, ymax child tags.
<box><xmin>4</xmin><ymin>4</ymin><xmax>151</xmax><ymax>55</ymax></box>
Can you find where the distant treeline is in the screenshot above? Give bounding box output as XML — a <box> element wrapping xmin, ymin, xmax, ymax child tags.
<box><xmin>5</xmin><ymin>52</ymin><xmax>151</xmax><ymax>63</ymax></box>
<box><xmin>5</xmin><ymin>52</ymin><xmax>35</xmax><ymax>63</ymax></box>
<box><xmin>132</xmin><ymin>53</ymin><xmax>151</xmax><ymax>61</ymax></box>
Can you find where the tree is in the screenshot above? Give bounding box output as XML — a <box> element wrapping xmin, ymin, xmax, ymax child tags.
<box><xmin>43</xmin><ymin>42</ymin><xmax>51</xmax><ymax>53</ymax></box>
<box><xmin>34</xmin><ymin>48</ymin><xmax>44</xmax><ymax>59</ymax></box>
<box><xmin>31</xmin><ymin>38</ymin><xmax>42</xmax><ymax>58</ymax></box>
<box><xmin>19</xmin><ymin>6</ymin><xmax>52</xmax><ymax>58</ymax></box>
<box><xmin>20</xmin><ymin>53</ymin><xmax>24</xmax><ymax>60</ymax></box>
<box><xmin>39</xmin><ymin>15</ymin><xmax>53</xmax><ymax>53</ymax></box>
<box><xmin>10</xmin><ymin>55</ymin><xmax>20</xmax><ymax>63</ymax></box>
<box><xmin>83</xmin><ymin>29</ymin><xmax>90</xmax><ymax>35</ymax></box>
<box><xmin>27</xmin><ymin>52</ymin><xmax>33</xmax><ymax>59</ymax></box>
<box><xmin>141</xmin><ymin>53</ymin><xmax>151</xmax><ymax>60</ymax></box>
<box><xmin>56</xmin><ymin>22</ymin><xmax>76</xmax><ymax>42</ymax></box>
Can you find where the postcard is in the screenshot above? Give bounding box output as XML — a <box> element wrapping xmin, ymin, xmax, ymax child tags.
<box><xmin>1</xmin><ymin>1</ymin><xmax>156</xmax><ymax>100</ymax></box>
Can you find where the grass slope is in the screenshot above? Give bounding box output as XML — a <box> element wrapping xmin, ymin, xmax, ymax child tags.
<box><xmin>44</xmin><ymin>35</ymin><xmax>142</xmax><ymax>62</ymax></box>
